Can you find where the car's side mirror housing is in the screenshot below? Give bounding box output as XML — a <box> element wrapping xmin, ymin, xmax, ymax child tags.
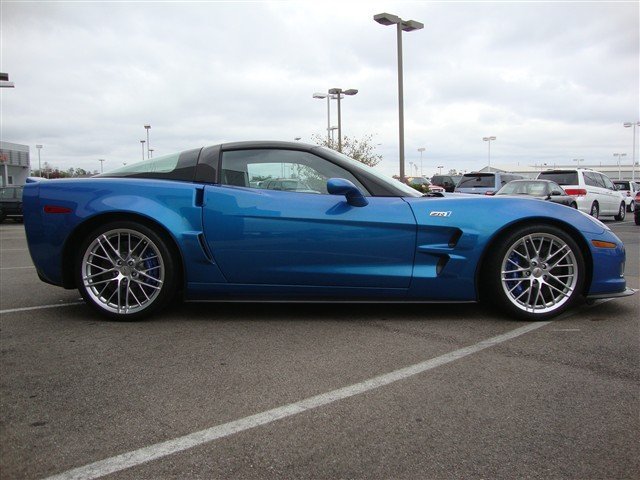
<box><xmin>550</xmin><ymin>190</ymin><xmax>563</xmax><ymax>196</ymax></box>
<box><xmin>327</xmin><ymin>178</ymin><xmax>368</xmax><ymax>207</ymax></box>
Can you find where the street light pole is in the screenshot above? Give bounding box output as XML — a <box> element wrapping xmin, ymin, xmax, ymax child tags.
<box><xmin>417</xmin><ymin>147</ymin><xmax>425</xmax><ymax>176</ymax></box>
<box><xmin>374</xmin><ymin>13</ymin><xmax>424</xmax><ymax>182</ymax></box>
<box><xmin>327</xmin><ymin>88</ymin><xmax>358</xmax><ymax>152</ymax></box>
<box><xmin>35</xmin><ymin>144</ymin><xmax>43</xmax><ymax>176</ymax></box>
<box><xmin>613</xmin><ymin>153</ymin><xmax>626</xmax><ymax>179</ymax></box>
<box><xmin>149</xmin><ymin>148</ymin><xmax>154</xmax><ymax>158</ymax></box>
<box><xmin>313</xmin><ymin>93</ymin><xmax>336</xmax><ymax>143</ymax></box>
<box><xmin>483</xmin><ymin>136</ymin><xmax>496</xmax><ymax>172</ymax></box>
<box><xmin>140</xmin><ymin>140</ymin><xmax>146</xmax><ymax>161</ymax></box>
<box><xmin>98</xmin><ymin>158</ymin><xmax>105</xmax><ymax>173</ymax></box>
<box><xmin>144</xmin><ymin>125</ymin><xmax>151</xmax><ymax>159</ymax></box>
<box><xmin>624</xmin><ymin>121</ymin><xmax>640</xmax><ymax>181</ymax></box>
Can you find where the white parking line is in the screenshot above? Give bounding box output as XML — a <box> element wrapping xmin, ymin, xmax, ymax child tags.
<box><xmin>43</xmin><ymin>321</ymin><xmax>552</xmax><ymax>480</ymax></box>
<box><xmin>0</xmin><ymin>248</ymin><xmax>28</xmax><ymax>251</ymax></box>
<box><xmin>0</xmin><ymin>266</ymin><xmax>34</xmax><ymax>270</ymax></box>
<box><xmin>0</xmin><ymin>302</ymin><xmax>84</xmax><ymax>314</ymax></box>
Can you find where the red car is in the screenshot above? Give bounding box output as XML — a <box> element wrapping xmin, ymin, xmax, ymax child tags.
<box><xmin>635</xmin><ymin>190</ymin><xmax>640</xmax><ymax>225</ymax></box>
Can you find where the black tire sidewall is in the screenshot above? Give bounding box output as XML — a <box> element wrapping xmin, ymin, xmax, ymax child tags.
<box><xmin>483</xmin><ymin>224</ymin><xmax>586</xmax><ymax>321</ymax></box>
<box><xmin>75</xmin><ymin>220</ymin><xmax>177</xmax><ymax>321</ymax></box>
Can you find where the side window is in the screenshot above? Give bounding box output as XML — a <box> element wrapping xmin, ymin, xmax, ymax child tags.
<box><xmin>583</xmin><ymin>172</ymin><xmax>598</xmax><ymax>187</ymax></box>
<box><xmin>600</xmin><ymin>174</ymin><xmax>615</xmax><ymax>190</ymax></box>
<box><xmin>220</xmin><ymin>149</ymin><xmax>369</xmax><ymax>195</ymax></box>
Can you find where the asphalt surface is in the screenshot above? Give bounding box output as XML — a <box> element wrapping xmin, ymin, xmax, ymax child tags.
<box><xmin>1</xmin><ymin>219</ymin><xmax>638</xmax><ymax>479</ymax></box>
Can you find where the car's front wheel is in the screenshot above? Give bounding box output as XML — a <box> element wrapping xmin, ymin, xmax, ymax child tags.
<box><xmin>614</xmin><ymin>202</ymin><xmax>626</xmax><ymax>221</ymax></box>
<box><xmin>628</xmin><ymin>201</ymin><xmax>635</xmax><ymax>213</ymax></box>
<box><xmin>484</xmin><ymin>225</ymin><xmax>585</xmax><ymax>320</ymax></box>
<box><xmin>75</xmin><ymin>221</ymin><xmax>177</xmax><ymax>320</ymax></box>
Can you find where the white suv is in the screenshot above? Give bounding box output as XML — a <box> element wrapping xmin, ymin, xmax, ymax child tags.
<box><xmin>537</xmin><ymin>169</ymin><xmax>626</xmax><ymax>220</ymax></box>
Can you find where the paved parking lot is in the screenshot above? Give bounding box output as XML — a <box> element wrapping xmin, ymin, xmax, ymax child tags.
<box><xmin>1</xmin><ymin>219</ymin><xmax>638</xmax><ymax>479</ymax></box>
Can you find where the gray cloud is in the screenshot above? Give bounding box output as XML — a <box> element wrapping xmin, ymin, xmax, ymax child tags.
<box><xmin>1</xmin><ymin>1</ymin><xmax>637</xmax><ymax>177</ymax></box>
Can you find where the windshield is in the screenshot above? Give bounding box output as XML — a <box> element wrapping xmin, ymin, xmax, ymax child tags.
<box><xmin>498</xmin><ymin>181</ymin><xmax>549</xmax><ymax>196</ymax></box>
<box><xmin>538</xmin><ymin>171</ymin><xmax>579</xmax><ymax>185</ymax></box>
<box><xmin>317</xmin><ymin>147</ymin><xmax>421</xmax><ymax>197</ymax></box>
<box><xmin>458</xmin><ymin>174</ymin><xmax>495</xmax><ymax>188</ymax></box>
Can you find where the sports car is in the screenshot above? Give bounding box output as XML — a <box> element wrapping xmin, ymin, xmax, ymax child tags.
<box><xmin>22</xmin><ymin>141</ymin><xmax>633</xmax><ymax>321</ymax></box>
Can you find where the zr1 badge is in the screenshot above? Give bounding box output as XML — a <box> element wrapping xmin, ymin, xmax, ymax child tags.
<box><xmin>429</xmin><ymin>211</ymin><xmax>452</xmax><ymax>217</ymax></box>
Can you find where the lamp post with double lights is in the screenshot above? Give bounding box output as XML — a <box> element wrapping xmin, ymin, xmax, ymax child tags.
<box><xmin>483</xmin><ymin>136</ymin><xmax>496</xmax><ymax>172</ymax></box>
<box><xmin>624</xmin><ymin>121</ymin><xmax>639</xmax><ymax>181</ymax></box>
<box><xmin>313</xmin><ymin>92</ymin><xmax>338</xmax><ymax>143</ymax></box>
<box><xmin>144</xmin><ymin>125</ymin><xmax>151</xmax><ymax>159</ymax></box>
<box><xmin>374</xmin><ymin>12</ymin><xmax>424</xmax><ymax>182</ymax></box>
<box><xmin>573</xmin><ymin>158</ymin><xmax>584</xmax><ymax>167</ymax></box>
<box><xmin>613</xmin><ymin>153</ymin><xmax>626</xmax><ymax>179</ymax></box>
<box><xmin>35</xmin><ymin>144</ymin><xmax>43</xmax><ymax>176</ymax></box>
<box><xmin>327</xmin><ymin>88</ymin><xmax>358</xmax><ymax>152</ymax></box>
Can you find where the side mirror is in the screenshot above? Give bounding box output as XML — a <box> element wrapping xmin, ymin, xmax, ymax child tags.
<box><xmin>327</xmin><ymin>178</ymin><xmax>368</xmax><ymax>207</ymax></box>
<box><xmin>550</xmin><ymin>190</ymin><xmax>563</xmax><ymax>196</ymax></box>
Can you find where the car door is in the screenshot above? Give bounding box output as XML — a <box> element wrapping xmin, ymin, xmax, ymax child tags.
<box><xmin>202</xmin><ymin>148</ymin><xmax>417</xmax><ymax>289</ymax></box>
<box><xmin>598</xmin><ymin>173</ymin><xmax>622</xmax><ymax>214</ymax></box>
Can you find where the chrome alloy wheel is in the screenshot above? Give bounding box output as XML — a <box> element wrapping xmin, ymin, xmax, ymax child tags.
<box><xmin>500</xmin><ymin>233</ymin><xmax>579</xmax><ymax>314</ymax></box>
<box><xmin>81</xmin><ymin>228</ymin><xmax>165</xmax><ymax>315</ymax></box>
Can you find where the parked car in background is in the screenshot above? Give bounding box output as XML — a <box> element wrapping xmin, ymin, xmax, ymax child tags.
<box><xmin>537</xmin><ymin>169</ymin><xmax>626</xmax><ymax>220</ymax></box>
<box><xmin>495</xmin><ymin>179</ymin><xmax>578</xmax><ymax>208</ymax></box>
<box><xmin>455</xmin><ymin>172</ymin><xmax>524</xmax><ymax>195</ymax></box>
<box><xmin>612</xmin><ymin>180</ymin><xmax>639</xmax><ymax>212</ymax></box>
<box><xmin>635</xmin><ymin>190</ymin><xmax>640</xmax><ymax>225</ymax></box>
<box><xmin>431</xmin><ymin>174</ymin><xmax>462</xmax><ymax>193</ymax></box>
<box><xmin>405</xmin><ymin>176</ymin><xmax>444</xmax><ymax>193</ymax></box>
<box><xmin>0</xmin><ymin>185</ymin><xmax>24</xmax><ymax>223</ymax></box>
<box><xmin>262</xmin><ymin>178</ymin><xmax>319</xmax><ymax>194</ymax></box>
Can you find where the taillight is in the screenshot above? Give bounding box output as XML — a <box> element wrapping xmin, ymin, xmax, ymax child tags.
<box><xmin>564</xmin><ymin>188</ymin><xmax>587</xmax><ymax>196</ymax></box>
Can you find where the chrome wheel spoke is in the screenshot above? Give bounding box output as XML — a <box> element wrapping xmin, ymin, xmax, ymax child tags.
<box><xmin>82</xmin><ymin>228</ymin><xmax>164</xmax><ymax>315</ymax></box>
<box><xmin>501</xmin><ymin>232</ymin><xmax>578</xmax><ymax>315</ymax></box>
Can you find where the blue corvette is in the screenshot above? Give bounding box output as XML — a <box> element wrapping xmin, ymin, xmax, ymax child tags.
<box><xmin>23</xmin><ymin>141</ymin><xmax>632</xmax><ymax>321</ymax></box>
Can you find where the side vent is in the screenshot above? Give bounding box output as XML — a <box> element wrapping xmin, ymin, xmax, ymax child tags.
<box><xmin>197</xmin><ymin>233</ymin><xmax>214</xmax><ymax>262</ymax></box>
<box><xmin>436</xmin><ymin>256</ymin><xmax>450</xmax><ymax>276</ymax></box>
<box><xmin>448</xmin><ymin>229</ymin><xmax>463</xmax><ymax>248</ymax></box>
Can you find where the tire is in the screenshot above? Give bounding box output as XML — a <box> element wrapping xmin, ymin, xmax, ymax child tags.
<box><xmin>614</xmin><ymin>202</ymin><xmax>626</xmax><ymax>221</ymax></box>
<box><xmin>75</xmin><ymin>221</ymin><xmax>177</xmax><ymax>320</ymax></box>
<box><xmin>628</xmin><ymin>201</ymin><xmax>635</xmax><ymax>213</ymax></box>
<box><xmin>483</xmin><ymin>224</ymin><xmax>585</xmax><ymax>321</ymax></box>
<box><xmin>570</xmin><ymin>202</ymin><xmax>578</xmax><ymax>209</ymax></box>
<box><xmin>589</xmin><ymin>202</ymin><xmax>599</xmax><ymax>219</ymax></box>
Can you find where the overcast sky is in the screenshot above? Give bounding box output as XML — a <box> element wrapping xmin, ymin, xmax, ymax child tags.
<box><xmin>1</xmin><ymin>1</ymin><xmax>638</xmax><ymax>177</ymax></box>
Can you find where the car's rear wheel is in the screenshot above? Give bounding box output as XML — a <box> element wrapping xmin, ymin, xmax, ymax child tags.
<box><xmin>484</xmin><ymin>225</ymin><xmax>585</xmax><ymax>320</ymax></box>
<box><xmin>589</xmin><ymin>202</ymin><xmax>599</xmax><ymax>219</ymax></box>
<box><xmin>614</xmin><ymin>202</ymin><xmax>626</xmax><ymax>221</ymax></box>
<box><xmin>570</xmin><ymin>202</ymin><xmax>578</xmax><ymax>209</ymax></box>
<box><xmin>628</xmin><ymin>201</ymin><xmax>635</xmax><ymax>213</ymax></box>
<box><xmin>76</xmin><ymin>221</ymin><xmax>176</xmax><ymax>320</ymax></box>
